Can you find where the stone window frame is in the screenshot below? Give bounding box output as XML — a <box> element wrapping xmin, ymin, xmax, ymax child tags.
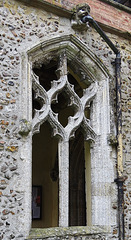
<box><xmin>20</xmin><ymin>34</ymin><xmax>114</xmax><ymax>236</ymax></box>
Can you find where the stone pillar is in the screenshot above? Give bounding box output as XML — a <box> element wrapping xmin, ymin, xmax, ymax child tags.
<box><xmin>58</xmin><ymin>140</ymin><xmax>69</xmax><ymax>227</ymax></box>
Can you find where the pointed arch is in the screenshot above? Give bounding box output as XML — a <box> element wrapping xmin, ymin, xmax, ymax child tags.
<box><xmin>20</xmin><ymin>34</ymin><xmax>113</xmax><ymax>234</ymax></box>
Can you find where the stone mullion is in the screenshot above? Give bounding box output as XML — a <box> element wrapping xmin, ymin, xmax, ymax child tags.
<box><xmin>57</xmin><ymin>53</ymin><xmax>70</xmax><ymax>227</ymax></box>
<box><xmin>58</xmin><ymin>139</ymin><xmax>69</xmax><ymax>227</ymax></box>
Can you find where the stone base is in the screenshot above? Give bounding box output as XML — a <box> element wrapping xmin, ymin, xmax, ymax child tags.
<box><xmin>27</xmin><ymin>226</ymin><xmax>110</xmax><ymax>240</ymax></box>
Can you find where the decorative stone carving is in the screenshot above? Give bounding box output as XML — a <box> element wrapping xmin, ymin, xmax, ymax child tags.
<box><xmin>32</xmin><ymin>53</ymin><xmax>97</xmax><ymax>142</ymax></box>
<box><xmin>18</xmin><ymin>119</ymin><xmax>31</xmax><ymax>136</ymax></box>
<box><xmin>71</xmin><ymin>4</ymin><xmax>90</xmax><ymax>31</ymax></box>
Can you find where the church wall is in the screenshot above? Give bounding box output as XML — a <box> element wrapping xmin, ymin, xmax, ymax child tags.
<box><xmin>0</xmin><ymin>0</ymin><xmax>130</xmax><ymax>239</ymax></box>
<box><xmin>17</xmin><ymin>0</ymin><xmax>131</xmax><ymax>33</ymax></box>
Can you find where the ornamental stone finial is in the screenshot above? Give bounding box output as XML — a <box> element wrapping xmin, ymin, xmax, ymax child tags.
<box><xmin>71</xmin><ymin>4</ymin><xmax>90</xmax><ymax>31</ymax></box>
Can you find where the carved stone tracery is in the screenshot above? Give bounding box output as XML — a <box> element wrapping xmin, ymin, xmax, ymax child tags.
<box><xmin>32</xmin><ymin>53</ymin><xmax>97</xmax><ymax>142</ymax></box>
<box><xmin>31</xmin><ymin>49</ymin><xmax>98</xmax><ymax>227</ymax></box>
<box><xmin>20</xmin><ymin>34</ymin><xmax>111</xmax><ymax>230</ymax></box>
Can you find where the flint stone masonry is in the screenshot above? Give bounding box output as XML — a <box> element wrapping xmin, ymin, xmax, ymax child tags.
<box><xmin>17</xmin><ymin>0</ymin><xmax>131</xmax><ymax>33</ymax></box>
<box><xmin>0</xmin><ymin>0</ymin><xmax>130</xmax><ymax>239</ymax></box>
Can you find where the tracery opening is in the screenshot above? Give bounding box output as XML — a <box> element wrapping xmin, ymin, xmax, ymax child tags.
<box><xmin>32</xmin><ymin>121</ymin><xmax>59</xmax><ymax>228</ymax></box>
<box><xmin>32</xmin><ymin>52</ymin><xmax>96</xmax><ymax>227</ymax></box>
<box><xmin>69</xmin><ymin>128</ymin><xmax>86</xmax><ymax>226</ymax></box>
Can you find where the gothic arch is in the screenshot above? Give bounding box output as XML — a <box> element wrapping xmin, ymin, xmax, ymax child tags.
<box><xmin>20</xmin><ymin>34</ymin><xmax>113</xmax><ymax>234</ymax></box>
<box><xmin>28</xmin><ymin>34</ymin><xmax>109</xmax><ymax>82</ymax></box>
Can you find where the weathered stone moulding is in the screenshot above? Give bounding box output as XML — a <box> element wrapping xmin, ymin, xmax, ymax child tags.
<box><xmin>27</xmin><ymin>226</ymin><xmax>109</xmax><ymax>239</ymax></box>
